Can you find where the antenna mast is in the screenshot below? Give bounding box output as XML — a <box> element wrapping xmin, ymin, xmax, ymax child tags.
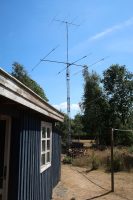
<box><xmin>55</xmin><ymin>19</ymin><xmax>79</xmax><ymax>146</ymax></box>
<box><xmin>66</xmin><ymin>21</ymin><xmax>71</xmax><ymax>146</ymax></box>
<box><xmin>31</xmin><ymin>20</ymin><xmax>108</xmax><ymax>149</ymax></box>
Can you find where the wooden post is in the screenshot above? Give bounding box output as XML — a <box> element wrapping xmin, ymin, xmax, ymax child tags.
<box><xmin>110</xmin><ymin>128</ymin><xmax>114</xmax><ymax>192</ymax></box>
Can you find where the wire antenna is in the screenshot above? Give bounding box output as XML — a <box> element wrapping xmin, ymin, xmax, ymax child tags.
<box><xmin>31</xmin><ymin>45</ymin><xmax>59</xmax><ymax>72</ymax></box>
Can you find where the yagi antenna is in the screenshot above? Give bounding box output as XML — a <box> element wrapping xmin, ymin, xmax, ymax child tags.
<box><xmin>58</xmin><ymin>52</ymin><xmax>92</xmax><ymax>75</ymax></box>
<box><xmin>40</xmin><ymin>18</ymin><xmax>91</xmax><ymax>147</ymax></box>
<box><xmin>41</xmin><ymin>18</ymin><xmax>81</xmax><ymax>147</ymax></box>
<box><xmin>54</xmin><ymin>19</ymin><xmax>80</xmax><ymax>27</ymax></box>
<box><xmin>73</xmin><ymin>56</ymin><xmax>110</xmax><ymax>76</ymax></box>
<box><xmin>31</xmin><ymin>45</ymin><xmax>59</xmax><ymax>72</ymax></box>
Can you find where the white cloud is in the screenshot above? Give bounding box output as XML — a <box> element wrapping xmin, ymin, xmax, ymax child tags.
<box><xmin>53</xmin><ymin>102</ymin><xmax>80</xmax><ymax>112</ymax></box>
<box><xmin>53</xmin><ymin>102</ymin><xmax>67</xmax><ymax>110</ymax></box>
<box><xmin>69</xmin><ymin>17</ymin><xmax>133</xmax><ymax>57</ymax></box>
<box><xmin>53</xmin><ymin>102</ymin><xmax>80</xmax><ymax>118</ymax></box>
<box><xmin>89</xmin><ymin>17</ymin><xmax>133</xmax><ymax>41</ymax></box>
<box><xmin>71</xmin><ymin>103</ymin><xmax>80</xmax><ymax>110</ymax></box>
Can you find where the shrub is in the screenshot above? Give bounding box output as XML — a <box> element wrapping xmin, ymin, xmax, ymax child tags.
<box><xmin>71</xmin><ymin>147</ymin><xmax>133</xmax><ymax>172</ymax></box>
<box><xmin>123</xmin><ymin>154</ymin><xmax>133</xmax><ymax>171</ymax></box>
<box><xmin>106</xmin><ymin>149</ymin><xmax>124</xmax><ymax>172</ymax></box>
<box><xmin>115</xmin><ymin>130</ymin><xmax>133</xmax><ymax>146</ymax></box>
<box><xmin>90</xmin><ymin>152</ymin><xmax>100</xmax><ymax>170</ymax></box>
<box><xmin>128</xmin><ymin>145</ymin><xmax>133</xmax><ymax>153</ymax></box>
<box><xmin>72</xmin><ymin>156</ymin><xmax>89</xmax><ymax>167</ymax></box>
<box><xmin>72</xmin><ymin>151</ymin><xmax>100</xmax><ymax>170</ymax></box>
<box><xmin>62</xmin><ymin>156</ymin><xmax>72</xmax><ymax>164</ymax></box>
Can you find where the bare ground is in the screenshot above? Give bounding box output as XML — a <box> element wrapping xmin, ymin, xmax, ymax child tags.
<box><xmin>52</xmin><ymin>164</ymin><xmax>133</xmax><ymax>200</ymax></box>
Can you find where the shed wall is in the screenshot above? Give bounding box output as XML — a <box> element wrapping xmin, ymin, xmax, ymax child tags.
<box><xmin>0</xmin><ymin>106</ymin><xmax>61</xmax><ymax>200</ymax></box>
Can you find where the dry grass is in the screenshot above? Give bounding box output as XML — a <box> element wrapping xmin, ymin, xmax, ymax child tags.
<box><xmin>71</xmin><ymin>146</ymin><xmax>133</xmax><ymax>172</ymax></box>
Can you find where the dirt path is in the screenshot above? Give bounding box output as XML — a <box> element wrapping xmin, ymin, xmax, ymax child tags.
<box><xmin>52</xmin><ymin>164</ymin><xmax>133</xmax><ymax>200</ymax></box>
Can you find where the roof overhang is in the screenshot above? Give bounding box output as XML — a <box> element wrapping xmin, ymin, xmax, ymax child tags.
<box><xmin>0</xmin><ymin>68</ymin><xmax>64</xmax><ymax>122</ymax></box>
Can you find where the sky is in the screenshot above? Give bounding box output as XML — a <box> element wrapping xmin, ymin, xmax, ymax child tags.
<box><xmin>0</xmin><ymin>0</ymin><xmax>133</xmax><ymax>118</ymax></box>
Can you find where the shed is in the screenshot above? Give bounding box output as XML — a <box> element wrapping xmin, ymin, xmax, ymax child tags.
<box><xmin>0</xmin><ymin>68</ymin><xmax>64</xmax><ymax>200</ymax></box>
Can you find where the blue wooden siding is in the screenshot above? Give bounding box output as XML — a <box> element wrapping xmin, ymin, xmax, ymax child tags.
<box><xmin>0</xmin><ymin>121</ymin><xmax>6</xmax><ymax>188</ymax></box>
<box><xmin>52</xmin><ymin>130</ymin><xmax>61</xmax><ymax>188</ymax></box>
<box><xmin>18</xmin><ymin>112</ymin><xmax>61</xmax><ymax>200</ymax></box>
<box><xmin>0</xmin><ymin>106</ymin><xmax>61</xmax><ymax>200</ymax></box>
<box><xmin>17</xmin><ymin>112</ymin><xmax>41</xmax><ymax>200</ymax></box>
<box><xmin>8</xmin><ymin>117</ymin><xmax>20</xmax><ymax>200</ymax></box>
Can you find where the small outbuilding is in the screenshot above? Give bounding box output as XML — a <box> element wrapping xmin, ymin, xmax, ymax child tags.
<box><xmin>0</xmin><ymin>68</ymin><xmax>64</xmax><ymax>200</ymax></box>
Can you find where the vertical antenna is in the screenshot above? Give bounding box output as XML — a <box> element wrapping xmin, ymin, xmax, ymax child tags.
<box><xmin>66</xmin><ymin>22</ymin><xmax>71</xmax><ymax>146</ymax></box>
<box><xmin>55</xmin><ymin>19</ymin><xmax>79</xmax><ymax>147</ymax></box>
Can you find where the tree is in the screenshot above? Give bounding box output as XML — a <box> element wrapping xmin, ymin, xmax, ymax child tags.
<box><xmin>11</xmin><ymin>62</ymin><xmax>48</xmax><ymax>101</ymax></box>
<box><xmin>102</xmin><ymin>64</ymin><xmax>133</xmax><ymax>127</ymax></box>
<box><xmin>82</xmin><ymin>70</ymin><xmax>109</xmax><ymax>139</ymax></box>
<box><xmin>71</xmin><ymin>113</ymin><xmax>85</xmax><ymax>139</ymax></box>
<box><xmin>81</xmin><ymin>64</ymin><xmax>133</xmax><ymax>146</ymax></box>
<box><xmin>56</xmin><ymin>113</ymin><xmax>69</xmax><ymax>143</ymax></box>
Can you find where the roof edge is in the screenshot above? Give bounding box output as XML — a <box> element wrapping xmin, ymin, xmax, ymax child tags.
<box><xmin>0</xmin><ymin>67</ymin><xmax>64</xmax><ymax>122</ymax></box>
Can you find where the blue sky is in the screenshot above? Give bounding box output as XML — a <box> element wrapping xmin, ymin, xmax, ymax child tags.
<box><xmin>0</xmin><ymin>0</ymin><xmax>133</xmax><ymax>118</ymax></box>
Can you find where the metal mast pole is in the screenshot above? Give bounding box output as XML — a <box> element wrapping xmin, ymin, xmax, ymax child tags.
<box><xmin>66</xmin><ymin>22</ymin><xmax>71</xmax><ymax>147</ymax></box>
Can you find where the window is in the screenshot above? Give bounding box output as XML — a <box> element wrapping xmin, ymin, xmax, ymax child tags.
<box><xmin>40</xmin><ymin>122</ymin><xmax>52</xmax><ymax>172</ymax></box>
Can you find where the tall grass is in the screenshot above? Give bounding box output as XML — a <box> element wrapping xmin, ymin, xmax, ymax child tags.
<box><xmin>71</xmin><ymin>147</ymin><xmax>133</xmax><ymax>172</ymax></box>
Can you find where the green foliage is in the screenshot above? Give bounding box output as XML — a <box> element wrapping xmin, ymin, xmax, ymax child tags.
<box><xmin>62</xmin><ymin>156</ymin><xmax>72</xmax><ymax>164</ymax></box>
<box><xmin>82</xmin><ymin>70</ymin><xmax>109</xmax><ymax>139</ymax></box>
<box><xmin>57</xmin><ymin>113</ymin><xmax>86</xmax><ymax>143</ymax></box>
<box><xmin>71</xmin><ymin>113</ymin><xmax>85</xmax><ymax>138</ymax></box>
<box><xmin>11</xmin><ymin>62</ymin><xmax>48</xmax><ymax>101</ymax></box>
<box><xmin>102</xmin><ymin>64</ymin><xmax>133</xmax><ymax>126</ymax></box>
<box><xmin>81</xmin><ymin>64</ymin><xmax>133</xmax><ymax>146</ymax></box>
<box><xmin>102</xmin><ymin>65</ymin><xmax>133</xmax><ymax>146</ymax></box>
<box><xmin>106</xmin><ymin>150</ymin><xmax>123</xmax><ymax>172</ymax></box>
<box><xmin>128</xmin><ymin>145</ymin><xmax>133</xmax><ymax>153</ymax></box>
<box><xmin>56</xmin><ymin>113</ymin><xmax>69</xmax><ymax>143</ymax></box>
<box><xmin>115</xmin><ymin>130</ymin><xmax>133</xmax><ymax>146</ymax></box>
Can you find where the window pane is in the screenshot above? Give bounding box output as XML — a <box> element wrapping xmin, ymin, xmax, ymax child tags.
<box><xmin>41</xmin><ymin>122</ymin><xmax>52</xmax><ymax>171</ymax></box>
<box><xmin>41</xmin><ymin>154</ymin><xmax>45</xmax><ymax>165</ymax></box>
<box><xmin>47</xmin><ymin>140</ymin><xmax>50</xmax><ymax>150</ymax></box>
<box><xmin>47</xmin><ymin>128</ymin><xmax>50</xmax><ymax>138</ymax></box>
<box><xmin>42</xmin><ymin>127</ymin><xmax>46</xmax><ymax>138</ymax></box>
<box><xmin>47</xmin><ymin>152</ymin><xmax>50</xmax><ymax>162</ymax></box>
<box><xmin>42</xmin><ymin>141</ymin><xmax>46</xmax><ymax>152</ymax></box>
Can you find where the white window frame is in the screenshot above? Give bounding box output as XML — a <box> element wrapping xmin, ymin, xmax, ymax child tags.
<box><xmin>40</xmin><ymin>122</ymin><xmax>52</xmax><ymax>173</ymax></box>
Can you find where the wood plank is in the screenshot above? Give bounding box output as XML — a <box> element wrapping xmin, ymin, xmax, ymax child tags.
<box><xmin>0</xmin><ymin>69</ymin><xmax>64</xmax><ymax>122</ymax></box>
